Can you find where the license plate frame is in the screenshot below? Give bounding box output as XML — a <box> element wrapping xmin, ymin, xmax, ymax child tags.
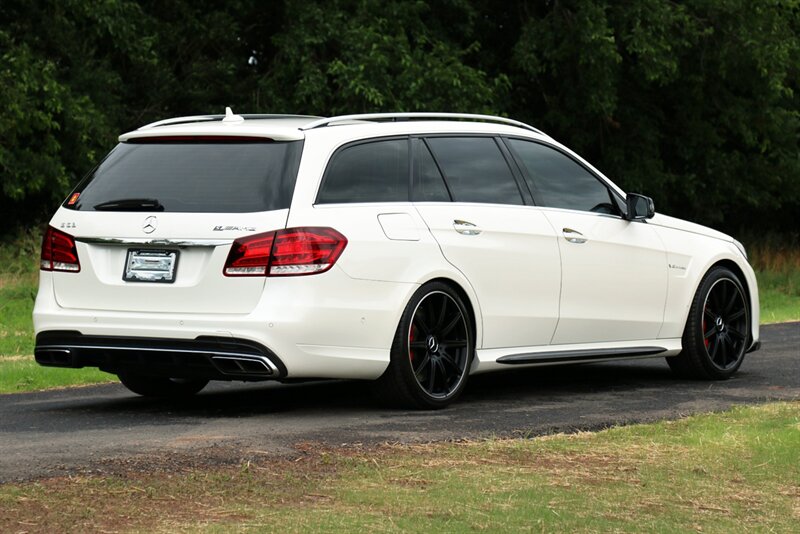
<box><xmin>123</xmin><ymin>249</ymin><xmax>179</xmax><ymax>284</ymax></box>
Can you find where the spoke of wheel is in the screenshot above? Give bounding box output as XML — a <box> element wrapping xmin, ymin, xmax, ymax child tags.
<box><xmin>709</xmin><ymin>336</ymin><xmax>719</xmax><ymax>361</ymax></box>
<box><xmin>410</xmin><ymin>341</ymin><xmax>428</xmax><ymax>349</ymax></box>
<box><xmin>726</xmin><ymin>337</ymin><xmax>738</xmax><ymax>365</ymax></box>
<box><xmin>440</xmin><ymin>313</ymin><xmax>462</xmax><ymax>338</ymax></box>
<box><xmin>718</xmin><ymin>336</ymin><xmax>728</xmax><ymax>366</ymax></box>
<box><xmin>414</xmin><ymin>353</ymin><xmax>430</xmax><ymax>379</ymax></box>
<box><xmin>434</xmin><ymin>296</ymin><xmax>447</xmax><ymax>330</ymax></box>
<box><xmin>435</xmin><ymin>359</ymin><xmax>449</xmax><ymax>389</ymax></box>
<box><xmin>721</xmin><ymin>282</ymin><xmax>731</xmax><ymax>306</ymax></box>
<box><xmin>728</xmin><ymin>308</ymin><xmax>746</xmax><ymax>322</ymax></box>
<box><xmin>439</xmin><ymin>351</ymin><xmax>460</xmax><ymax>371</ymax></box>
<box><xmin>442</xmin><ymin>340</ymin><xmax>467</xmax><ymax>349</ymax></box>
<box><xmin>704</xmin><ymin>308</ymin><xmax>717</xmax><ymax>321</ymax></box>
<box><xmin>728</xmin><ymin>328</ymin><xmax>746</xmax><ymax>340</ymax></box>
<box><xmin>427</xmin><ymin>358</ymin><xmax>436</xmax><ymax>391</ymax></box>
<box><xmin>704</xmin><ymin>326</ymin><xmax>717</xmax><ymax>339</ymax></box>
<box><xmin>414</xmin><ymin>311</ymin><xmax>430</xmax><ymax>336</ymax></box>
<box><xmin>723</xmin><ymin>285</ymin><xmax>738</xmax><ymax>314</ymax></box>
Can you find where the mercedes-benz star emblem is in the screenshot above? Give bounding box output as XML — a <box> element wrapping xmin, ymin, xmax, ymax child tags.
<box><xmin>142</xmin><ymin>216</ymin><xmax>158</xmax><ymax>234</ymax></box>
<box><xmin>426</xmin><ymin>335</ymin><xmax>439</xmax><ymax>353</ymax></box>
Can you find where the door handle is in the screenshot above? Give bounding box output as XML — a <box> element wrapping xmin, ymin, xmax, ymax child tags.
<box><xmin>562</xmin><ymin>228</ymin><xmax>587</xmax><ymax>244</ymax></box>
<box><xmin>453</xmin><ymin>220</ymin><xmax>481</xmax><ymax>235</ymax></box>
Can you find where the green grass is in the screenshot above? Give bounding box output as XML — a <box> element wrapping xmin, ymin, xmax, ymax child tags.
<box><xmin>0</xmin><ymin>227</ymin><xmax>114</xmax><ymax>393</ymax></box>
<box><xmin>0</xmin><ymin>228</ymin><xmax>797</xmax><ymax>393</ymax></box>
<box><xmin>0</xmin><ymin>358</ymin><xmax>113</xmax><ymax>393</ymax></box>
<box><xmin>748</xmin><ymin>236</ymin><xmax>800</xmax><ymax>323</ymax></box>
<box><xmin>757</xmin><ymin>269</ymin><xmax>800</xmax><ymax>323</ymax></box>
<box><xmin>0</xmin><ymin>402</ymin><xmax>797</xmax><ymax>533</ymax></box>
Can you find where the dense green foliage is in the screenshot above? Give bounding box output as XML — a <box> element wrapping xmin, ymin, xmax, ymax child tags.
<box><xmin>1</xmin><ymin>0</ymin><xmax>797</xmax><ymax>233</ymax></box>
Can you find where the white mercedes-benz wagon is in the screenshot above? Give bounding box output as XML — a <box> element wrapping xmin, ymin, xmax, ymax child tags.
<box><xmin>34</xmin><ymin>111</ymin><xmax>760</xmax><ymax>408</ymax></box>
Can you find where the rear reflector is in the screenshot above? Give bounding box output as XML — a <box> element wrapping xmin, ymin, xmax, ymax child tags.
<box><xmin>223</xmin><ymin>227</ymin><xmax>347</xmax><ymax>277</ymax></box>
<box><xmin>41</xmin><ymin>226</ymin><xmax>81</xmax><ymax>272</ymax></box>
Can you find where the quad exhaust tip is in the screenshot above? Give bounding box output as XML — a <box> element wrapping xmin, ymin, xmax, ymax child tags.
<box><xmin>34</xmin><ymin>347</ymin><xmax>74</xmax><ymax>366</ymax></box>
<box><xmin>211</xmin><ymin>355</ymin><xmax>277</xmax><ymax>376</ymax></box>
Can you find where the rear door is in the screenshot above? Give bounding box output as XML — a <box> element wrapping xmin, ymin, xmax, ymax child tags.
<box><xmin>413</xmin><ymin>136</ymin><xmax>561</xmax><ymax>349</ymax></box>
<box><xmin>285</xmin><ymin>136</ymin><xmax>442</xmax><ymax>283</ymax></box>
<box><xmin>51</xmin><ymin>139</ymin><xmax>302</xmax><ymax>314</ymax></box>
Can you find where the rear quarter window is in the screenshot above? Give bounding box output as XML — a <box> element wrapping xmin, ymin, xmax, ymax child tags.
<box><xmin>316</xmin><ymin>138</ymin><xmax>410</xmax><ymax>204</ymax></box>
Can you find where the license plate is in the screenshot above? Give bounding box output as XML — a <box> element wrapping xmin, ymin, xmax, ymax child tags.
<box><xmin>123</xmin><ymin>249</ymin><xmax>178</xmax><ymax>283</ymax></box>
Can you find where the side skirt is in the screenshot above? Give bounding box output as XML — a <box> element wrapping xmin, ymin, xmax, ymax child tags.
<box><xmin>496</xmin><ymin>346</ymin><xmax>667</xmax><ymax>365</ymax></box>
<box><xmin>471</xmin><ymin>338</ymin><xmax>683</xmax><ymax>374</ymax></box>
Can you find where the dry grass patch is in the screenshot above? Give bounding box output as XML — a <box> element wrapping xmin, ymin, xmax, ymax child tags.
<box><xmin>1</xmin><ymin>402</ymin><xmax>798</xmax><ymax>533</ymax></box>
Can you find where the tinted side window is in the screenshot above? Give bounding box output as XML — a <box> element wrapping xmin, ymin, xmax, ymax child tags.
<box><xmin>426</xmin><ymin>137</ymin><xmax>523</xmax><ymax>205</ymax></box>
<box><xmin>412</xmin><ymin>140</ymin><xmax>450</xmax><ymax>202</ymax></box>
<box><xmin>317</xmin><ymin>139</ymin><xmax>409</xmax><ymax>203</ymax></box>
<box><xmin>507</xmin><ymin>139</ymin><xmax>616</xmax><ymax>213</ymax></box>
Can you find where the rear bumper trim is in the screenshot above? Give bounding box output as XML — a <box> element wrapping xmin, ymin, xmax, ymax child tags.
<box><xmin>35</xmin><ymin>331</ymin><xmax>286</xmax><ymax>380</ymax></box>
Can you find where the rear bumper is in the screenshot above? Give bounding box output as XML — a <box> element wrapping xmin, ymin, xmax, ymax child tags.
<box><xmin>33</xmin><ymin>267</ymin><xmax>417</xmax><ymax>380</ymax></box>
<box><xmin>35</xmin><ymin>331</ymin><xmax>287</xmax><ymax>380</ymax></box>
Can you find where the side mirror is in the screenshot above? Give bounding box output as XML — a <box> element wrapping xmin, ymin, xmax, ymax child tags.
<box><xmin>625</xmin><ymin>193</ymin><xmax>655</xmax><ymax>220</ymax></box>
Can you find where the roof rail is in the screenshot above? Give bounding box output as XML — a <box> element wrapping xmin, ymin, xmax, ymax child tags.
<box><xmin>139</xmin><ymin>113</ymin><xmax>323</xmax><ymax>130</ymax></box>
<box><xmin>300</xmin><ymin>112</ymin><xmax>546</xmax><ymax>135</ymax></box>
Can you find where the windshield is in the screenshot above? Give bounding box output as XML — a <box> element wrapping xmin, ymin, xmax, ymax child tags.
<box><xmin>65</xmin><ymin>140</ymin><xmax>303</xmax><ymax>213</ymax></box>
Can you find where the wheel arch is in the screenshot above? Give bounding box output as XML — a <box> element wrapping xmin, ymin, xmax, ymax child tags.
<box><xmin>678</xmin><ymin>256</ymin><xmax>759</xmax><ymax>349</ymax></box>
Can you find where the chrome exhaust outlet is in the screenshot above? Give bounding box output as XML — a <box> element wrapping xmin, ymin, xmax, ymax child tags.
<box><xmin>211</xmin><ymin>354</ymin><xmax>278</xmax><ymax>376</ymax></box>
<box><xmin>34</xmin><ymin>347</ymin><xmax>74</xmax><ymax>366</ymax></box>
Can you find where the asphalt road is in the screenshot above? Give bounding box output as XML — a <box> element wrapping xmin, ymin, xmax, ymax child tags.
<box><xmin>1</xmin><ymin>322</ymin><xmax>797</xmax><ymax>482</ymax></box>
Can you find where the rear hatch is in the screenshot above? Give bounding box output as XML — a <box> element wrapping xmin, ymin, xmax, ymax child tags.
<box><xmin>49</xmin><ymin>136</ymin><xmax>303</xmax><ymax>314</ymax></box>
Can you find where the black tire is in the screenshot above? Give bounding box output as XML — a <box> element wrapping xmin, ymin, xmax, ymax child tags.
<box><xmin>118</xmin><ymin>372</ymin><xmax>208</xmax><ymax>398</ymax></box>
<box><xmin>667</xmin><ymin>266</ymin><xmax>750</xmax><ymax>379</ymax></box>
<box><xmin>372</xmin><ymin>282</ymin><xmax>475</xmax><ymax>409</ymax></box>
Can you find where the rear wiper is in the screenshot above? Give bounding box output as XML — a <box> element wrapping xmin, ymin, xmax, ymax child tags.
<box><xmin>93</xmin><ymin>198</ymin><xmax>165</xmax><ymax>211</ymax></box>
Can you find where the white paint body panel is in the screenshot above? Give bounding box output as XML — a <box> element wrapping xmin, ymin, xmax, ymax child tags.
<box><xmin>414</xmin><ymin>203</ymin><xmax>561</xmax><ymax>348</ymax></box>
<box><xmin>34</xmin><ymin>115</ymin><xmax>760</xmax><ymax>383</ymax></box>
<box><xmin>542</xmin><ymin>209</ymin><xmax>668</xmax><ymax>344</ymax></box>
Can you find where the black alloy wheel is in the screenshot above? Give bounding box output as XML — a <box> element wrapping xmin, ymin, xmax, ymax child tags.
<box><xmin>373</xmin><ymin>282</ymin><xmax>474</xmax><ymax>409</ymax></box>
<box><xmin>700</xmin><ymin>278</ymin><xmax>749</xmax><ymax>370</ymax></box>
<box><xmin>667</xmin><ymin>267</ymin><xmax>750</xmax><ymax>379</ymax></box>
<box><xmin>407</xmin><ymin>290</ymin><xmax>471</xmax><ymax>399</ymax></box>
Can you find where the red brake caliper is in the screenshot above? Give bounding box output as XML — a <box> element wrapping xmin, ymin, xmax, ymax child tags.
<box><xmin>703</xmin><ymin>307</ymin><xmax>710</xmax><ymax>349</ymax></box>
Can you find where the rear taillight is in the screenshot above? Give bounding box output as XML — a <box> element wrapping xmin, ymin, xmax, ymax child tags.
<box><xmin>41</xmin><ymin>226</ymin><xmax>81</xmax><ymax>272</ymax></box>
<box><xmin>223</xmin><ymin>227</ymin><xmax>347</xmax><ymax>277</ymax></box>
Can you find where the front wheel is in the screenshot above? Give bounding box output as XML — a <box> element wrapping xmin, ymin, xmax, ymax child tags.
<box><xmin>667</xmin><ymin>266</ymin><xmax>750</xmax><ymax>379</ymax></box>
<box><xmin>372</xmin><ymin>282</ymin><xmax>474</xmax><ymax>409</ymax></box>
<box><xmin>118</xmin><ymin>372</ymin><xmax>208</xmax><ymax>398</ymax></box>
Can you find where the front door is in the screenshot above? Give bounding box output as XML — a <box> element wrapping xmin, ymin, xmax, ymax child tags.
<box><xmin>504</xmin><ymin>137</ymin><xmax>668</xmax><ymax>344</ymax></box>
<box><xmin>542</xmin><ymin>210</ymin><xmax>668</xmax><ymax>343</ymax></box>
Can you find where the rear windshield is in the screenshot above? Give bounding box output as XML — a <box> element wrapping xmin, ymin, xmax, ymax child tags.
<box><xmin>64</xmin><ymin>140</ymin><xmax>303</xmax><ymax>213</ymax></box>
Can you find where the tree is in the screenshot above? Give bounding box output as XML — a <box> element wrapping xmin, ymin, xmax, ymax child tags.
<box><xmin>0</xmin><ymin>0</ymin><xmax>797</xmax><ymax>234</ymax></box>
<box><xmin>255</xmin><ymin>0</ymin><xmax>507</xmax><ymax>115</ymax></box>
<box><xmin>510</xmin><ymin>0</ymin><xmax>800</xmax><ymax>231</ymax></box>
